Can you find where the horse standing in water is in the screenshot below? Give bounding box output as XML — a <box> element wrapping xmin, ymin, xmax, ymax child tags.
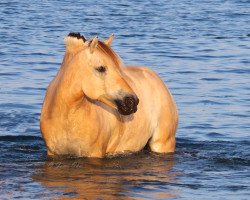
<box><xmin>40</xmin><ymin>33</ymin><xmax>178</xmax><ymax>158</ymax></box>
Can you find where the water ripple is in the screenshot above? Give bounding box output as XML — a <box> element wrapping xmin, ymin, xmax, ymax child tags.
<box><xmin>0</xmin><ymin>0</ymin><xmax>250</xmax><ymax>199</ymax></box>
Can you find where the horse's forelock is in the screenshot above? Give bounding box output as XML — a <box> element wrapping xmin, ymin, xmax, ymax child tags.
<box><xmin>97</xmin><ymin>41</ymin><xmax>120</xmax><ymax>67</ymax></box>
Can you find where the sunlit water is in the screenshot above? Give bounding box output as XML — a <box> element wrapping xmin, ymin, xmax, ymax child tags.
<box><xmin>0</xmin><ymin>0</ymin><xmax>249</xmax><ymax>199</ymax></box>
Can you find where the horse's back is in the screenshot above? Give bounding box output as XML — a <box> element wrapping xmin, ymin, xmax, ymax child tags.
<box><xmin>123</xmin><ymin>66</ymin><xmax>175</xmax><ymax>114</ymax></box>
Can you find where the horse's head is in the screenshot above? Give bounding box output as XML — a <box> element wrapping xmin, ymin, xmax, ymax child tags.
<box><xmin>64</xmin><ymin>33</ymin><xmax>139</xmax><ymax>115</ymax></box>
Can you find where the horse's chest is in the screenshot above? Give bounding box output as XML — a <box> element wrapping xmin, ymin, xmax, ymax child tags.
<box><xmin>106</xmin><ymin>120</ymin><xmax>153</xmax><ymax>154</ymax></box>
<box><xmin>49</xmin><ymin>110</ymin><xmax>153</xmax><ymax>157</ymax></box>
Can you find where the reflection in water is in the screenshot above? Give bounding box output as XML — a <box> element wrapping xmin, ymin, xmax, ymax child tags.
<box><xmin>33</xmin><ymin>151</ymin><xmax>177</xmax><ymax>199</ymax></box>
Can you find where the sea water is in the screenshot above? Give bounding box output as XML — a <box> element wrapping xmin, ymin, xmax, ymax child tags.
<box><xmin>0</xmin><ymin>0</ymin><xmax>249</xmax><ymax>199</ymax></box>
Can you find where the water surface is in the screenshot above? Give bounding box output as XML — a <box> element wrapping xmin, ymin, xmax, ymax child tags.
<box><xmin>0</xmin><ymin>0</ymin><xmax>249</xmax><ymax>199</ymax></box>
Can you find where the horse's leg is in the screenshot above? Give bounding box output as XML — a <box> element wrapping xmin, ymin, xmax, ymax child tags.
<box><xmin>149</xmin><ymin>107</ymin><xmax>178</xmax><ymax>153</ymax></box>
<box><xmin>47</xmin><ymin>149</ymin><xmax>55</xmax><ymax>156</ymax></box>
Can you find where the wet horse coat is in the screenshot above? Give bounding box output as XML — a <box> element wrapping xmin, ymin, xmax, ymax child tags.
<box><xmin>40</xmin><ymin>33</ymin><xmax>178</xmax><ymax>158</ymax></box>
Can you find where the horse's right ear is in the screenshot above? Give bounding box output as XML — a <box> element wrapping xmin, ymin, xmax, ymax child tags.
<box><xmin>64</xmin><ymin>32</ymin><xmax>87</xmax><ymax>52</ymax></box>
<box><xmin>104</xmin><ymin>34</ymin><xmax>114</xmax><ymax>46</ymax></box>
<box><xmin>89</xmin><ymin>36</ymin><xmax>99</xmax><ymax>54</ymax></box>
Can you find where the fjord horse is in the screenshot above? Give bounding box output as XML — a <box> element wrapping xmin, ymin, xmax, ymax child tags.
<box><xmin>40</xmin><ymin>33</ymin><xmax>178</xmax><ymax>158</ymax></box>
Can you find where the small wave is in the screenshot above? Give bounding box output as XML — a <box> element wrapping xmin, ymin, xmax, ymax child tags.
<box><xmin>206</xmin><ymin>132</ymin><xmax>224</xmax><ymax>138</ymax></box>
<box><xmin>177</xmin><ymin>71</ymin><xmax>199</xmax><ymax>74</ymax></box>
<box><xmin>214</xmin><ymin>36</ymin><xmax>230</xmax><ymax>40</ymax></box>
<box><xmin>0</xmin><ymin>135</ymin><xmax>43</xmax><ymax>142</ymax></box>
<box><xmin>200</xmin><ymin>77</ymin><xmax>223</xmax><ymax>81</ymax></box>
<box><xmin>214</xmin><ymin>69</ymin><xmax>250</xmax><ymax>74</ymax></box>
<box><xmin>212</xmin><ymin>157</ymin><xmax>250</xmax><ymax>167</ymax></box>
<box><xmin>0</xmin><ymin>72</ymin><xmax>21</xmax><ymax>76</ymax></box>
<box><xmin>198</xmin><ymin>100</ymin><xmax>228</xmax><ymax>105</ymax></box>
<box><xmin>0</xmin><ymin>103</ymin><xmax>37</xmax><ymax>109</ymax></box>
<box><xmin>177</xmin><ymin>138</ymin><xmax>250</xmax><ymax>167</ymax></box>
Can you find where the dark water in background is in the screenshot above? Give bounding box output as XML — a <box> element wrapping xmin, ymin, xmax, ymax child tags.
<box><xmin>0</xmin><ymin>0</ymin><xmax>249</xmax><ymax>199</ymax></box>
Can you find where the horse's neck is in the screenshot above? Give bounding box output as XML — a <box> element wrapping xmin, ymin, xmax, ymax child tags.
<box><xmin>54</xmin><ymin>51</ymin><xmax>84</xmax><ymax>105</ymax></box>
<box><xmin>45</xmin><ymin>70</ymin><xmax>86</xmax><ymax>120</ymax></box>
<box><xmin>61</xmin><ymin>48</ymin><xmax>81</xmax><ymax>70</ymax></box>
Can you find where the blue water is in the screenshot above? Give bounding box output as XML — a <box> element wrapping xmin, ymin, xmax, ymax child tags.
<box><xmin>0</xmin><ymin>0</ymin><xmax>249</xmax><ymax>199</ymax></box>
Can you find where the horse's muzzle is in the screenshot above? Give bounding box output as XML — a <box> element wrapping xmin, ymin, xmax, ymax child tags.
<box><xmin>115</xmin><ymin>95</ymin><xmax>139</xmax><ymax>115</ymax></box>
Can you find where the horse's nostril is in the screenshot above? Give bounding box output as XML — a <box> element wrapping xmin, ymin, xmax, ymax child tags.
<box><xmin>124</xmin><ymin>95</ymin><xmax>139</xmax><ymax>108</ymax></box>
<box><xmin>124</xmin><ymin>96</ymin><xmax>134</xmax><ymax>108</ymax></box>
<box><xmin>115</xmin><ymin>95</ymin><xmax>139</xmax><ymax>115</ymax></box>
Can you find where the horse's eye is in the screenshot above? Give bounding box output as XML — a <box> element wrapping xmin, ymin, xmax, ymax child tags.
<box><xmin>95</xmin><ymin>66</ymin><xmax>106</xmax><ymax>73</ymax></box>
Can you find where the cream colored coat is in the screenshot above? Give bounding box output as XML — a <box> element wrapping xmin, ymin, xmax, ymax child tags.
<box><xmin>40</xmin><ymin>34</ymin><xmax>178</xmax><ymax>158</ymax></box>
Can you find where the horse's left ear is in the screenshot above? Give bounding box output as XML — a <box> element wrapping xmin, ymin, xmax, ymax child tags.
<box><xmin>104</xmin><ymin>34</ymin><xmax>114</xmax><ymax>46</ymax></box>
<box><xmin>89</xmin><ymin>36</ymin><xmax>99</xmax><ymax>54</ymax></box>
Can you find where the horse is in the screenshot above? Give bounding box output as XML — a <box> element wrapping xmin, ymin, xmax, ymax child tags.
<box><xmin>40</xmin><ymin>32</ymin><xmax>178</xmax><ymax>158</ymax></box>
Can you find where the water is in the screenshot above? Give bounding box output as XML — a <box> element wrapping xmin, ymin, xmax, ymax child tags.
<box><xmin>0</xmin><ymin>0</ymin><xmax>249</xmax><ymax>199</ymax></box>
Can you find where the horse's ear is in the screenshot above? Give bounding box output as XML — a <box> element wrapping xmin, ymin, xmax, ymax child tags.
<box><xmin>64</xmin><ymin>32</ymin><xmax>87</xmax><ymax>52</ymax></box>
<box><xmin>104</xmin><ymin>34</ymin><xmax>114</xmax><ymax>46</ymax></box>
<box><xmin>89</xmin><ymin>36</ymin><xmax>99</xmax><ymax>54</ymax></box>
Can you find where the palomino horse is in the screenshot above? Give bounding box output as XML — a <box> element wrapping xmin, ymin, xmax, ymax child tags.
<box><xmin>40</xmin><ymin>32</ymin><xmax>178</xmax><ymax>158</ymax></box>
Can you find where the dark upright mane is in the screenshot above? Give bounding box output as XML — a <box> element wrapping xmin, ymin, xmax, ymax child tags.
<box><xmin>68</xmin><ymin>32</ymin><xmax>86</xmax><ymax>42</ymax></box>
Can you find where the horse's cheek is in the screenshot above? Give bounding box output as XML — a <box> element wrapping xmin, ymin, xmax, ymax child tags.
<box><xmin>81</xmin><ymin>78</ymin><xmax>95</xmax><ymax>99</ymax></box>
<box><xmin>81</xmin><ymin>75</ymin><xmax>103</xmax><ymax>100</ymax></box>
